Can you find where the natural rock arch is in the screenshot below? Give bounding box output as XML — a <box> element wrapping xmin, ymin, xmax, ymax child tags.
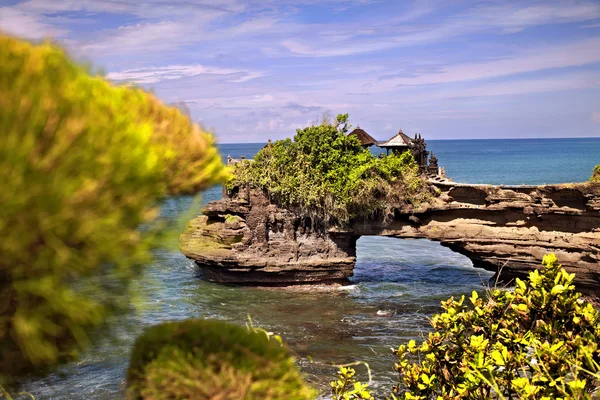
<box><xmin>180</xmin><ymin>181</ymin><xmax>600</xmax><ymax>296</ymax></box>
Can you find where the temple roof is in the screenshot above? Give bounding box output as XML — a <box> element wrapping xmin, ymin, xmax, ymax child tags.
<box><xmin>378</xmin><ymin>129</ymin><xmax>413</xmax><ymax>148</ymax></box>
<box><xmin>348</xmin><ymin>126</ymin><xmax>378</xmax><ymax>147</ymax></box>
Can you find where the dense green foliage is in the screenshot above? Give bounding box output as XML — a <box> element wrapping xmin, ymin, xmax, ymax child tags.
<box><xmin>591</xmin><ymin>165</ymin><xmax>600</xmax><ymax>183</ymax></box>
<box><xmin>230</xmin><ymin>114</ymin><xmax>429</xmax><ymax>224</ymax></box>
<box><xmin>392</xmin><ymin>253</ymin><xmax>600</xmax><ymax>399</ymax></box>
<box><xmin>127</xmin><ymin>319</ymin><xmax>315</xmax><ymax>400</ymax></box>
<box><xmin>0</xmin><ymin>34</ymin><xmax>227</xmax><ymax>381</ymax></box>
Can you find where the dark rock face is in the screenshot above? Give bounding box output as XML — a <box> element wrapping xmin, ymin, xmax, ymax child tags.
<box><xmin>180</xmin><ymin>182</ymin><xmax>600</xmax><ymax>294</ymax></box>
<box><xmin>180</xmin><ymin>187</ymin><xmax>356</xmax><ymax>284</ymax></box>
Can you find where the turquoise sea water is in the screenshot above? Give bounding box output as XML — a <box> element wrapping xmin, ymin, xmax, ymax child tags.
<box><xmin>427</xmin><ymin>138</ymin><xmax>600</xmax><ymax>185</ymax></box>
<box><xmin>20</xmin><ymin>138</ymin><xmax>600</xmax><ymax>399</ymax></box>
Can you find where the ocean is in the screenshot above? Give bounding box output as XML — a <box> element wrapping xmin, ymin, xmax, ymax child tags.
<box><xmin>20</xmin><ymin>138</ymin><xmax>600</xmax><ymax>399</ymax></box>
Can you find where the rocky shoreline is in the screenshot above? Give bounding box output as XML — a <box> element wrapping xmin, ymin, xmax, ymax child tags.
<box><xmin>180</xmin><ymin>181</ymin><xmax>600</xmax><ymax>296</ymax></box>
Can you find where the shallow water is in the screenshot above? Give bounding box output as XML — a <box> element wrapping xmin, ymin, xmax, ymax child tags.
<box><xmin>23</xmin><ymin>231</ymin><xmax>492</xmax><ymax>398</ymax></box>
<box><xmin>20</xmin><ymin>138</ymin><xmax>600</xmax><ymax>399</ymax></box>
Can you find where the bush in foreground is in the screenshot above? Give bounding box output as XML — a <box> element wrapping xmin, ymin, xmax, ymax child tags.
<box><xmin>591</xmin><ymin>165</ymin><xmax>600</xmax><ymax>183</ymax></box>
<box><xmin>127</xmin><ymin>319</ymin><xmax>315</xmax><ymax>400</ymax></box>
<box><xmin>333</xmin><ymin>254</ymin><xmax>600</xmax><ymax>399</ymax></box>
<box><xmin>229</xmin><ymin>114</ymin><xmax>429</xmax><ymax>225</ymax></box>
<box><xmin>0</xmin><ymin>34</ymin><xmax>227</xmax><ymax>382</ymax></box>
<box><xmin>392</xmin><ymin>253</ymin><xmax>600</xmax><ymax>399</ymax></box>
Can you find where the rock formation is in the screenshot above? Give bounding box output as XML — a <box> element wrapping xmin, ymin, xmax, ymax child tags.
<box><xmin>180</xmin><ymin>182</ymin><xmax>600</xmax><ymax>294</ymax></box>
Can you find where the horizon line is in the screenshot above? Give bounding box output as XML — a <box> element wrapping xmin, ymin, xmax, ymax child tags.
<box><xmin>216</xmin><ymin>136</ymin><xmax>600</xmax><ymax>145</ymax></box>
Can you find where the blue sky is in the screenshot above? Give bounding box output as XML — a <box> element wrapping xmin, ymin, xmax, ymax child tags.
<box><xmin>1</xmin><ymin>0</ymin><xmax>599</xmax><ymax>142</ymax></box>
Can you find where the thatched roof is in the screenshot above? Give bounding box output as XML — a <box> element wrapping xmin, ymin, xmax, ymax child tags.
<box><xmin>348</xmin><ymin>126</ymin><xmax>377</xmax><ymax>147</ymax></box>
<box><xmin>378</xmin><ymin>129</ymin><xmax>413</xmax><ymax>148</ymax></box>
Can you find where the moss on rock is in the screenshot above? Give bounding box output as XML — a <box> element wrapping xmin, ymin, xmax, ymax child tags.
<box><xmin>126</xmin><ymin>319</ymin><xmax>315</xmax><ymax>400</ymax></box>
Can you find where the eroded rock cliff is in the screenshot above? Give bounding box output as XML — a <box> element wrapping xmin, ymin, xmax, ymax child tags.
<box><xmin>180</xmin><ymin>182</ymin><xmax>600</xmax><ymax>294</ymax></box>
<box><xmin>180</xmin><ymin>187</ymin><xmax>357</xmax><ymax>284</ymax></box>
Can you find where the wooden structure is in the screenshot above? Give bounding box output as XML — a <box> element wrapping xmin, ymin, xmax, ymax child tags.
<box><xmin>349</xmin><ymin>125</ymin><xmax>440</xmax><ymax>177</ymax></box>
<box><xmin>348</xmin><ymin>126</ymin><xmax>378</xmax><ymax>147</ymax></box>
<box><xmin>378</xmin><ymin>130</ymin><xmax>438</xmax><ymax>176</ymax></box>
<box><xmin>378</xmin><ymin>129</ymin><xmax>413</xmax><ymax>154</ymax></box>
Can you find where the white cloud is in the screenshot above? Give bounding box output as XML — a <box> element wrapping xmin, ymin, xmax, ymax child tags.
<box><xmin>230</xmin><ymin>71</ymin><xmax>265</xmax><ymax>82</ymax></box>
<box><xmin>492</xmin><ymin>2</ymin><xmax>600</xmax><ymax>32</ymax></box>
<box><xmin>255</xmin><ymin>118</ymin><xmax>285</xmax><ymax>132</ymax></box>
<box><xmin>370</xmin><ymin>38</ymin><xmax>600</xmax><ymax>90</ymax></box>
<box><xmin>281</xmin><ymin>2</ymin><xmax>600</xmax><ymax>57</ymax></box>
<box><xmin>15</xmin><ymin>0</ymin><xmax>240</xmax><ymax>19</ymax></box>
<box><xmin>106</xmin><ymin>64</ymin><xmax>263</xmax><ymax>84</ymax></box>
<box><xmin>0</xmin><ymin>7</ymin><xmax>68</xmax><ymax>39</ymax></box>
<box><xmin>282</xmin><ymin>38</ymin><xmax>395</xmax><ymax>57</ymax></box>
<box><xmin>449</xmin><ymin>73</ymin><xmax>600</xmax><ymax>99</ymax></box>
<box><xmin>335</xmin><ymin>65</ymin><xmax>385</xmax><ymax>74</ymax></box>
<box><xmin>591</xmin><ymin>112</ymin><xmax>600</xmax><ymax>123</ymax></box>
<box><xmin>370</xmin><ymin>71</ymin><xmax>600</xmax><ymax>104</ymax></box>
<box><xmin>431</xmin><ymin>110</ymin><xmax>486</xmax><ymax>120</ymax></box>
<box><xmin>78</xmin><ymin>21</ymin><xmax>189</xmax><ymax>56</ymax></box>
<box><xmin>251</xmin><ymin>94</ymin><xmax>275</xmax><ymax>102</ymax></box>
<box><xmin>16</xmin><ymin>0</ymin><xmax>131</xmax><ymax>14</ymax></box>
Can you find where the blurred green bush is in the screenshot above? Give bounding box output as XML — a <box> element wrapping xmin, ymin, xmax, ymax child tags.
<box><xmin>126</xmin><ymin>319</ymin><xmax>315</xmax><ymax>400</ymax></box>
<box><xmin>0</xmin><ymin>34</ymin><xmax>228</xmax><ymax>382</ymax></box>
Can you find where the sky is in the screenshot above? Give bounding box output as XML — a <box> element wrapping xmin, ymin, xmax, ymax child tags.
<box><xmin>1</xmin><ymin>0</ymin><xmax>600</xmax><ymax>143</ymax></box>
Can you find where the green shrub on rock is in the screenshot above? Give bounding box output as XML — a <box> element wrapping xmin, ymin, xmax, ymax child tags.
<box><xmin>392</xmin><ymin>253</ymin><xmax>600</xmax><ymax>399</ymax></box>
<box><xmin>591</xmin><ymin>165</ymin><xmax>600</xmax><ymax>183</ymax></box>
<box><xmin>229</xmin><ymin>114</ymin><xmax>429</xmax><ymax>225</ymax></box>
<box><xmin>0</xmin><ymin>34</ymin><xmax>227</xmax><ymax>382</ymax></box>
<box><xmin>126</xmin><ymin>319</ymin><xmax>315</xmax><ymax>400</ymax></box>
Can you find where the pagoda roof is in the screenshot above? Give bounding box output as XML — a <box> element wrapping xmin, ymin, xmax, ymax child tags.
<box><xmin>348</xmin><ymin>126</ymin><xmax>377</xmax><ymax>147</ymax></box>
<box><xmin>378</xmin><ymin>129</ymin><xmax>413</xmax><ymax>148</ymax></box>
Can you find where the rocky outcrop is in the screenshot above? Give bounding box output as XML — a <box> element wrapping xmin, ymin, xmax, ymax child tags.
<box><xmin>180</xmin><ymin>187</ymin><xmax>356</xmax><ymax>284</ymax></box>
<box><xmin>180</xmin><ymin>182</ymin><xmax>600</xmax><ymax>294</ymax></box>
